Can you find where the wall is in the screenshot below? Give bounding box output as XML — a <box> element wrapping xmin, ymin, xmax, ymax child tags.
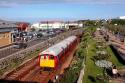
<box><xmin>0</xmin><ymin>32</ymin><xmax>12</xmax><ymax>47</ymax></box>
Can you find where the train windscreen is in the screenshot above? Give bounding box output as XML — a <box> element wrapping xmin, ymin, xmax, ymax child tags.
<box><xmin>41</xmin><ymin>55</ymin><xmax>44</xmax><ymax>59</ymax></box>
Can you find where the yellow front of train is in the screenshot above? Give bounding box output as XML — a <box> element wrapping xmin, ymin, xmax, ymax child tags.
<box><xmin>40</xmin><ymin>55</ymin><xmax>55</xmax><ymax>68</ymax></box>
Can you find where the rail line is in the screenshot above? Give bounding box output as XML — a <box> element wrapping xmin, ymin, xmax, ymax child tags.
<box><xmin>1</xmin><ymin>35</ymin><xmax>80</xmax><ymax>83</ymax></box>
<box><xmin>1</xmin><ymin>56</ymin><xmax>59</xmax><ymax>83</ymax></box>
<box><xmin>1</xmin><ymin>56</ymin><xmax>55</xmax><ymax>82</ymax></box>
<box><xmin>2</xmin><ymin>45</ymin><xmax>78</xmax><ymax>82</ymax></box>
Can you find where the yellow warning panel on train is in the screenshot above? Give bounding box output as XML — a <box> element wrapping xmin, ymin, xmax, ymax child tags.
<box><xmin>40</xmin><ymin>60</ymin><xmax>54</xmax><ymax>67</ymax></box>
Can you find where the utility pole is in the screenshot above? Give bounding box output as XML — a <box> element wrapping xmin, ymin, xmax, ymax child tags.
<box><xmin>47</xmin><ymin>21</ymin><xmax>49</xmax><ymax>30</ymax></box>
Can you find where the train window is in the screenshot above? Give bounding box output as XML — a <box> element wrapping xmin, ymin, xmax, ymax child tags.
<box><xmin>61</xmin><ymin>47</ymin><xmax>65</xmax><ymax>55</ymax></box>
<box><xmin>49</xmin><ymin>55</ymin><xmax>54</xmax><ymax>59</ymax></box>
<box><xmin>41</xmin><ymin>55</ymin><xmax>44</xmax><ymax>59</ymax></box>
<box><xmin>46</xmin><ymin>55</ymin><xmax>49</xmax><ymax>60</ymax></box>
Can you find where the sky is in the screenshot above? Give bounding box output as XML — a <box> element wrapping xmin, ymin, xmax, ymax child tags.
<box><xmin>0</xmin><ymin>0</ymin><xmax>125</xmax><ymax>23</ymax></box>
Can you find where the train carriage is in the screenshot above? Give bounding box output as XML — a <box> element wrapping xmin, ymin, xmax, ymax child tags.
<box><xmin>38</xmin><ymin>36</ymin><xmax>77</xmax><ymax>68</ymax></box>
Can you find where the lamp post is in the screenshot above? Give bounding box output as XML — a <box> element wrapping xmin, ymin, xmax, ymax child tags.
<box><xmin>47</xmin><ymin>21</ymin><xmax>49</xmax><ymax>30</ymax></box>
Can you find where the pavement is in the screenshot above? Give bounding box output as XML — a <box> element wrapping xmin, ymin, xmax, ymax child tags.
<box><xmin>100</xmin><ymin>29</ymin><xmax>125</xmax><ymax>83</ymax></box>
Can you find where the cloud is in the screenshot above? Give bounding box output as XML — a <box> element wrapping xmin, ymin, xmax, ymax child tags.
<box><xmin>0</xmin><ymin>1</ymin><xmax>18</xmax><ymax>7</ymax></box>
<box><xmin>0</xmin><ymin>0</ymin><xmax>125</xmax><ymax>7</ymax></box>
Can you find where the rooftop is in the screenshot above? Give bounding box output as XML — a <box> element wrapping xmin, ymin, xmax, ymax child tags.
<box><xmin>0</xmin><ymin>19</ymin><xmax>18</xmax><ymax>28</ymax></box>
<box><xmin>0</xmin><ymin>27</ymin><xmax>17</xmax><ymax>33</ymax></box>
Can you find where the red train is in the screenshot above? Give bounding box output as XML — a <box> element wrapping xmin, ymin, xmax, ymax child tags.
<box><xmin>38</xmin><ymin>36</ymin><xmax>78</xmax><ymax>69</ymax></box>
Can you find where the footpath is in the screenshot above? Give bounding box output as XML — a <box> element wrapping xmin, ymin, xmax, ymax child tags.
<box><xmin>101</xmin><ymin>29</ymin><xmax>125</xmax><ymax>83</ymax></box>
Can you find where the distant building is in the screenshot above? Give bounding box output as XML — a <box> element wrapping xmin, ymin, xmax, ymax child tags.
<box><xmin>65</xmin><ymin>21</ymin><xmax>83</xmax><ymax>29</ymax></box>
<box><xmin>0</xmin><ymin>27</ymin><xmax>18</xmax><ymax>47</ymax></box>
<box><xmin>0</xmin><ymin>20</ymin><xmax>18</xmax><ymax>47</ymax></box>
<box><xmin>16</xmin><ymin>22</ymin><xmax>30</xmax><ymax>31</ymax></box>
<box><xmin>119</xmin><ymin>16</ymin><xmax>125</xmax><ymax>19</ymax></box>
<box><xmin>31</xmin><ymin>21</ymin><xmax>83</xmax><ymax>31</ymax></box>
<box><xmin>0</xmin><ymin>20</ymin><xmax>17</xmax><ymax>28</ymax></box>
<box><xmin>31</xmin><ymin>21</ymin><xmax>65</xmax><ymax>31</ymax></box>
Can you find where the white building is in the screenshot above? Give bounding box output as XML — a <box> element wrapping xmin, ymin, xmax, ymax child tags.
<box><xmin>31</xmin><ymin>21</ymin><xmax>83</xmax><ymax>31</ymax></box>
<box><xmin>65</xmin><ymin>21</ymin><xmax>83</xmax><ymax>29</ymax></box>
<box><xmin>119</xmin><ymin>16</ymin><xmax>125</xmax><ymax>19</ymax></box>
<box><xmin>31</xmin><ymin>21</ymin><xmax>65</xmax><ymax>30</ymax></box>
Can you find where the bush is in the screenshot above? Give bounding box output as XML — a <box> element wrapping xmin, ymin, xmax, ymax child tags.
<box><xmin>76</xmin><ymin>47</ymin><xmax>85</xmax><ymax>59</ymax></box>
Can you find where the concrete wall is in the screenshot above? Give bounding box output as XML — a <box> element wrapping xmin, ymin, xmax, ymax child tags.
<box><xmin>0</xmin><ymin>32</ymin><xmax>12</xmax><ymax>47</ymax></box>
<box><xmin>77</xmin><ymin>61</ymin><xmax>85</xmax><ymax>83</ymax></box>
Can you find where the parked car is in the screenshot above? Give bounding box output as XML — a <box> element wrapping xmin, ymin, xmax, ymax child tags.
<box><xmin>37</xmin><ymin>33</ymin><xmax>43</xmax><ymax>38</ymax></box>
<box><xmin>13</xmin><ymin>43</ymin><xmax>27</xmax><ymax>49</ymax></box>
<box><xmin>13</xmin><ymin>43</ymin><xmax>20</xmax><ymax>49</ymax></box>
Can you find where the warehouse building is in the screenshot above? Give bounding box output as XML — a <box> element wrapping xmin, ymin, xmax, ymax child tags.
<box><xmin>0</xmin><ymin>27</ymin><xmax>17</xmax><ymax>47</ymax></box>
<box><xmin>31</xmin><ymin>21</ymin><xmax>65</xmax><ymax>31</ymax></box>
<box><xmin>31</xmin><ymin>21</ymin><xmax>83</xmax><ymax>31</ymax></box>
<box><xmin>0</xmin><ymin>20</ymin><xmax>18</xmax><ymax>47</ymax></box>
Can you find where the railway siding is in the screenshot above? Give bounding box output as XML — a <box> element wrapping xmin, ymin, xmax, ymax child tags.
<box><xmin>0</xmin><ymin>29</ymin><xmax>83</xmax><ymax>76</ymax></box>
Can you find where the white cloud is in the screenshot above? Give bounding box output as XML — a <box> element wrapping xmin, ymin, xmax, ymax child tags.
<box><xmin>0</xmin><ymin>0</ymin><xmax>125</xmax><ymax>7</ymax></box>
<box><xmin>0</xmin><ymin>1</ymin><xmax>18</xmax><ymax>7</ymax></box>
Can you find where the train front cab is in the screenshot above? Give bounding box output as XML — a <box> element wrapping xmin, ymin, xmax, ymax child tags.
<box><xmin>39</xmin><ymin>54</ymin><xmax>58</xmax><ymax>68</ymax></box>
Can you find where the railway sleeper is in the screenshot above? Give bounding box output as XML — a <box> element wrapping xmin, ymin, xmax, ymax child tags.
<box><xmin>6</xmin><ymin>74</ymin><xmax>19</xmax><ymax>80</ymax></box>
<box><xmin>6</xmin><ymin>63</ymin><xmax>37</xmax><ymax>80</ymax></box>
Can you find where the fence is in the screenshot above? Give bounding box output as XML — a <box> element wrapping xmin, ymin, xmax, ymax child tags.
<box><xmin>77</xmin><ymin>61</ymin><xmax>85</xmax><ymax>83</ymax></box>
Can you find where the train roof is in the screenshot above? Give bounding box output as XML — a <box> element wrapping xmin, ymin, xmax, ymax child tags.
<box><xmin>40</xmin><ymin>36</ymin><xmax>77</xmax><ymax>56</ymax></box>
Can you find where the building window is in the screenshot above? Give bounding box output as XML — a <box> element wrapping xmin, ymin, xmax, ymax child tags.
<box><xmin>5</xmin><ymin>34</ymin><xmax>9</xmax><ymax>38</ymax></box>
<box><xmin>0</xmin><ymin>34</ymin><xmax>5</xmax><ymax>39</ymax></box>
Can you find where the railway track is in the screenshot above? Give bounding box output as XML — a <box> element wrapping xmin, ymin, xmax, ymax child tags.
<box><xmin>1</xmin><ymin>50</ymin><xmax>64</xmax><ymax>83</ymax></box>
<box><xmin>2</xmin><ymin>56</ymin><xmax>56</xmax><ymax>83</ymax></box>
<box><xmin>1</xmin><ymin>41</ymin><xmax>79</xmax><ymax>83</ymax></box>
<box><xmin>3</xmin><ymin>57</ymin><xmax>38</xmax><ymax>80</ymax></box>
